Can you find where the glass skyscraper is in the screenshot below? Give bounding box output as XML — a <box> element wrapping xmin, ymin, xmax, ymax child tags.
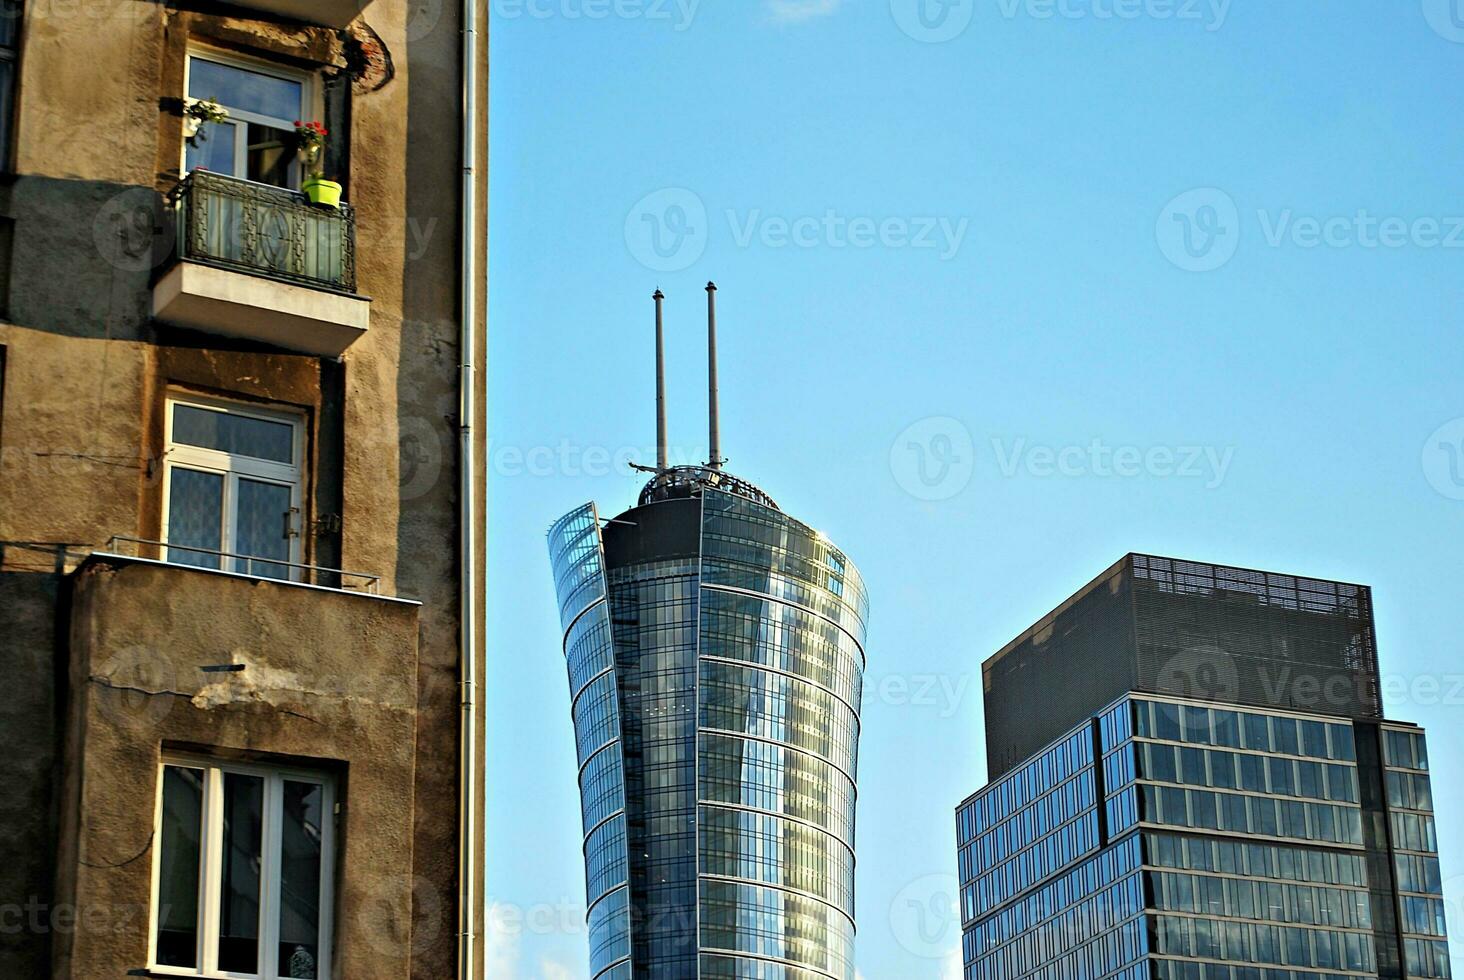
<box><xmin>549</xmin><ymin>465</ymin><xmax>867</xmax><ymax>980</ymax></box>
<box><xmin>956</xmin><ymin>554</ymin><xmax>1452</xmax><ymax>980</ymax></box>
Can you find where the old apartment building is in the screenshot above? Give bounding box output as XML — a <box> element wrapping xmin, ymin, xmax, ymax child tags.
<box><xmin>0</xmin><ymin>1</ymin><xmax>486</xmax><ymax>978</ymax></box>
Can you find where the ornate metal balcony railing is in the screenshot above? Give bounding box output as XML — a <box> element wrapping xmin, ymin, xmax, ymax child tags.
<box><xmin>166</xmin><ymin>170</ymin><xmax>356</xmax><ymax>293</ymax></box>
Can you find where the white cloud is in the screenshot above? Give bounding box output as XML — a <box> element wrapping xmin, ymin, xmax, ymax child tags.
<box><xmin>537</xmin><ymin>957</ymin><xmax>579</xmax><ymax>980</ymax></box>
<box><xmin>764</xmin><ymin>0</ymin><xmax>845</xmax><ymax>24</ymax></box>
<box><xmin>484</xmin><ymin>904</ymin><xmax>587</xmax><ymax>980</ymax></box>
<box><xmin>484</xmin><ymin>903</ymin><xmax>522</xmax><ymax>978</ymax></box>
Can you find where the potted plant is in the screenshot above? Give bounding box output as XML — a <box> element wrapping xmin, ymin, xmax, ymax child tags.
<box><xmin>295</xmin><ymin>120</ymin><xmax>341</xmax><ymax>208</ymax></box>
<box><xmin>183</xmin><ymin>97</ymin><xmax>229</xmax><ymax>146</ymax></box>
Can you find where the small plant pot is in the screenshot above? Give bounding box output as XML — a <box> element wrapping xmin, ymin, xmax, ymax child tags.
<box><xmin>302</xmin><ymin>177</ymin><xmax>342</xmax><ymax>209</ymax></box>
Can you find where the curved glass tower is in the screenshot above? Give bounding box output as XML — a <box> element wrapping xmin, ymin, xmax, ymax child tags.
<box><xmin>548</xmin><ymin>465</ymin><xmax>868</xmax><ymax>980</ymax></box>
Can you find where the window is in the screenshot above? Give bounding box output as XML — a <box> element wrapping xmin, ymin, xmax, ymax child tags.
<box><xmin>151</xmin><ymin>758</ymin><xmax>335</xmax><ymax>979</ymax></box>
<box><xmin>162</xmin><ymin>394</ymin><xmax>305</xmax><ymax>581</ymax></box>
<box><xmin>185</xmin><ymin>49</ymin><xmax>313</xmax><ymax>188</ymax></box>
<box><xmin>0</xmin><ymin>1</ymin><xmax>19</xmax><ymax>169</ymax></box>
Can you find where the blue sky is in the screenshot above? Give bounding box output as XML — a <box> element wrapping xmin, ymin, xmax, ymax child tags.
<box><xmin>487</xmin><ymin>2</ymin><xmax>1464</xmax><ymax>976</ymax></box>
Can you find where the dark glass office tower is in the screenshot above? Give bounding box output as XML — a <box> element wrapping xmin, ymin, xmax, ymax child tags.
<box><xmin>956</xmin><ymin>554</ymin><xmax>1453</xmax><ymax>980</ymax></box>
<box><xmin>549</xmin><ymin>466</ymin><xmax>867</xmax><ymax>980</ymax></box>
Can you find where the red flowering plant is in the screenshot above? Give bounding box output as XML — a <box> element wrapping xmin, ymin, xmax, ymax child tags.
<box><xmin>294</xmin><ymin>120</ymin><xmax>328</xmax><ymax>176</ymax></box>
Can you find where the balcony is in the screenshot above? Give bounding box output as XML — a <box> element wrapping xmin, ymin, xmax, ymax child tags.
<box><xmin>152</xmin><ymin>170</ymin><xmax>370</xmax><ymax>358</ymax></box>
<box><xmin>56</xmin><ymin>548</ymin><xmax>421</xmax><ymax>976</ymax></box>
<box><xmin>225</xmin><ymin>0</ymin><xmax>376</xmax><ymax>28</ymax></box>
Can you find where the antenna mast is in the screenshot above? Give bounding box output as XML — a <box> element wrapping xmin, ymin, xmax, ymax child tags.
<box><xmin>707</xmin><ymin>282</ymin><xmax>724</xmax><ymax>469</ymax></box>
<box><xmin>654</xmin><ymin>288</ymin><xmax>668</xmax><ymax>471</ymax></box>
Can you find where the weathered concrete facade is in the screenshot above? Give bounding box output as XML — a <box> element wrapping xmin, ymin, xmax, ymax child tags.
<box><xmin>0</xmin><ymin>2</ymin><xmax>487</xmax><ymax>978</ymax></box>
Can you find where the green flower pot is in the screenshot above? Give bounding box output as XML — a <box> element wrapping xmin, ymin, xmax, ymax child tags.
<box><xmin>302</xmin><ymin>177</ymin><xmax>342</xmax><ymax>209</ymax></box>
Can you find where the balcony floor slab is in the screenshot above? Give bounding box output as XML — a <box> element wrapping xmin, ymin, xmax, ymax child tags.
<box><xmin>152</xmin><ymin>260</ymin><xmax>369</xmax><ymax>357</ymax></box>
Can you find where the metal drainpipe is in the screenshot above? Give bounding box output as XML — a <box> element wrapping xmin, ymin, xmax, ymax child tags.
<box><xmin>457</xmin><ymin>0</ymin><xmax>481</xmax><ymax>977</ymax></box>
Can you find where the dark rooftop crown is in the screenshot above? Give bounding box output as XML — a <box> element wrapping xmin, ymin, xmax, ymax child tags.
<box><xmin>638</xmin><ymin>465</ymin><xmax>780</xmax><ymax>511</ymax></box>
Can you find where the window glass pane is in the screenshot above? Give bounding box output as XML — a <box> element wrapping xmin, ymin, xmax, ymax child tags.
<box><xmin>0</xmin><ymin>57</ymin><xmax>13</xmax><ymax>169</ymax></box>
<box><xmin>1273</xmin><ymin>716</ymin><xmax>1300</xmax><ymax>755</ymax></box>
<box><xmin>1239</xmin><ymin>753</ymin><xmax>1266</xmax><ymax>793</ymax></box>
<box><xmin>1301</xmin><ymin>720</ymin><xmax>1328</xmax><ymax>758</ymax></box>
<box><xmin>246</xmin><ymin>122</ymin><xmax>295</xmax><ymax>188</ymax></box>
<box><xmin>1182</xmin><ymin>705</ymin><xmax>1211</xmax><ymax>744</ymax></box>
<box><xmin>1210</xmin><ymin>751</ymin><xmax>1237</xmax><ymax>789</ymax></box>
<box><xmin>1148</xmin><ymin>743</ymin><xmax>1177</xmax><ymax>783</ymax></box>
<box><xmin>173</xmin><ymin>404</ymin><xmax>294</xmax><ymax>462</ymax></box>
<box><xmin>1153</xmin><ymin>703</ymin><xmax>1181</xmax><ymax>742</ymax></box>
<box><xmin>167</xmin><ymin>468</ymin><xmax>224</xmax><ymax>569</ymax></box>
<box><xmin>235</xmin><ymin>479</ymin><xmax>291</xmax><ymax>580</ymax></box>
<box><xmin>1242</xmin><ymin>712</ymin><xmax>1271</xmax><ymax>752</ymax></box>
<box><xmin>0</xmin><ymin>1</ymin><xmax>20</xmax><ymax>48</ymax></box>
<box><xmin>189</xmin><ymin>58</ymin><xmax>303</xmax><ymax>121</ymax></box>
<box><xmin>218</xmin><ymin>773</ymin><xmax>264</xmax><ymax>974</ymax></box>
<box><xmin>1212</xmin><ymin>709</ymin><xmax>1240</xmax><ymax>748</ymax></box>
<box><xmin>185</xmin><ymin>119</ymin><xmax>238</xmax><ymax>176</ymax></box>
<box><xmin>279</xmin><ymin>781</ymin><xmax>325</xmax><ymax>979</ymax></box>
<box><xmin>1268</xmin><ymin>757</ymin><xmax>1295</xmax><ymax>795</ymax></box>
<box><xmin>1297</xmin><ymin>760</ymin><xmax>1324</xmax><ymax>799</ymax></box>
<box><xmin>156</xmin><ymin>766</ymin><xmax>204</xmax><ymax>968</ymax></box>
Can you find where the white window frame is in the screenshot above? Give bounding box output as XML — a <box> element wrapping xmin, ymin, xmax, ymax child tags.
<box><xmin>183</xmin><ymin>46</ymin><xmax>318</xmax><ymax>189</ymax></box>
<box><xmin>147</xmin><ymin>755</ymin><xmax>337</xmax><ymax>980</ymax></box>
<box><xmin>161</xmin><ymin>392</ymin><xmax>306</xmax><ymax>581</ymax></box>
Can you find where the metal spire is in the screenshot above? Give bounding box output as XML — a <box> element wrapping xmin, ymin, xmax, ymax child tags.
<box><xmin>706</xmin><ymin>282</ymin><xmax>724</xmax><ymax>469</ymax></box>
<box><xmin>654</xmin><ymin>288</ymin><xmax>668</xmax><ymax>470</ymax></box>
